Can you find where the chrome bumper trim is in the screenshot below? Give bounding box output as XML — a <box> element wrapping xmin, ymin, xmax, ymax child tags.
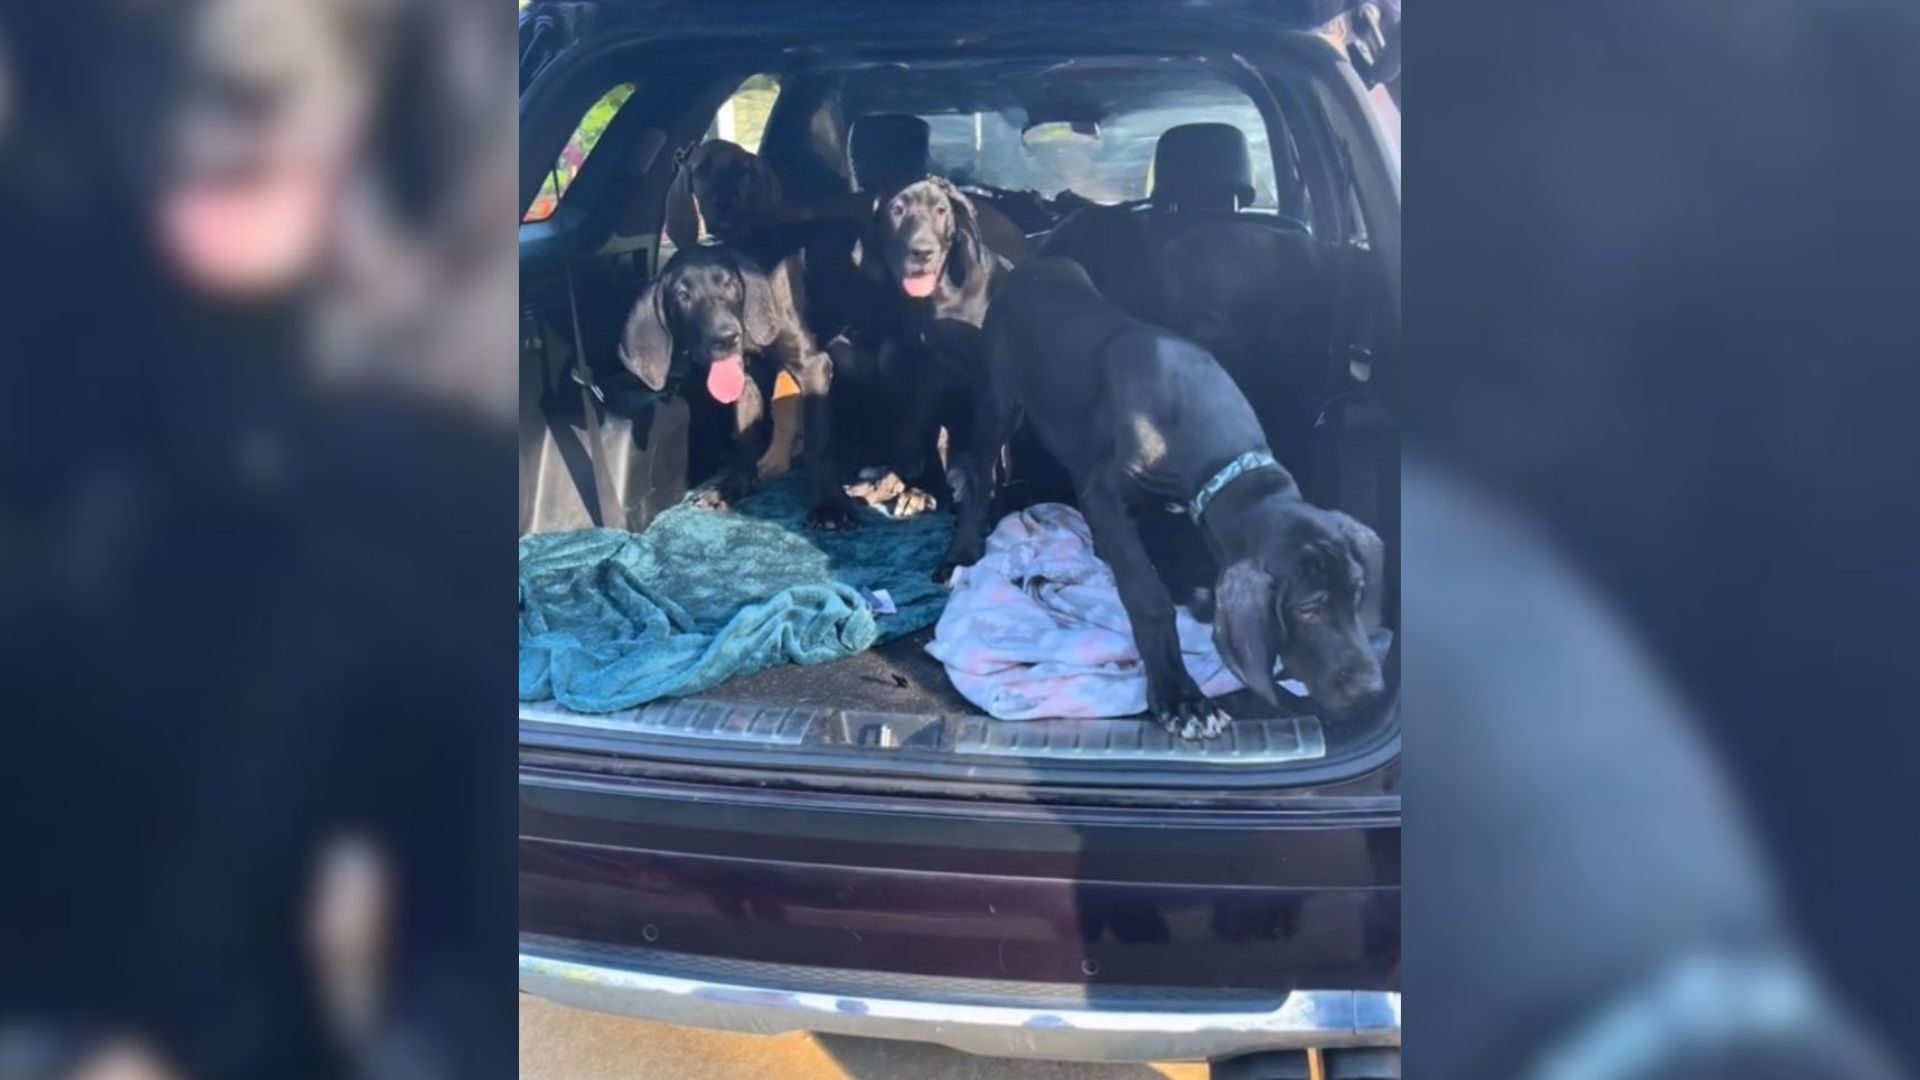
<box><xmin>520</xmin><ymin>948</ymin><xmax>1400</xmax><ymax>1063</ymax></box>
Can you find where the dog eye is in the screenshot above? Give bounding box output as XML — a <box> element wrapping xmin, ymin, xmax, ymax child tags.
<box><xmin>890</xmin><ymin>202</ymin><xmax>906</xmax><ymax>220</ymax></box>
<box><xmin>934</xmin><ymin>201</ymin><xmax>949</xmax><ymax>217</ymax></box>
<box><xmin>1295</xmin><ymin>604</ymin><xmax>1323</xmax><ymax>624</ymax></box>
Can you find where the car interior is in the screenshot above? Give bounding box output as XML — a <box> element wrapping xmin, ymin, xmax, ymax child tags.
<box><xmin>518</xmin><ymin>42</ymin><xmax>1399</xmax><ymax>794</ymax></box>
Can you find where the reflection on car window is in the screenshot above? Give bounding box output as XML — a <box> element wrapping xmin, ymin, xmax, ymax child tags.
<box><xmin>920</xmin><ymin>100</ymin><xmax>1279</xmax><ymax>207</ymax></box>
<box><xmin>524</xmin><ymin>82</ymin><xmax>636</xmax><ymax>223</ymax></box>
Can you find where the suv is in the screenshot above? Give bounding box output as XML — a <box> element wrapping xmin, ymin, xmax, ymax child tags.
<box><xmin>517</xmin><ymin>2</ymin><xmax>1401</xmax><ymax>1073</ymax></box>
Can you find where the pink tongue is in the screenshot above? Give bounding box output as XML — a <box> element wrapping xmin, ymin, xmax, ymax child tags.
<box><xmin>706</xmin><ymin>355</ymin><xmax>747</xmax><ymax>404</ymax></box>
<box><xmin>902</xmin><ymin>273</ymin><xmax>938</xmax><ymax>298</ymax></box>
<box><xmin>158</xmin><ymin>171</ymin><xmax>329</xmax><ymax>296</ymax></box>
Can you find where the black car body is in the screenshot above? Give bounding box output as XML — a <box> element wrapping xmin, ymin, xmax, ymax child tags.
<box><xmin>518</xmin><ymin>1</ymin><xmax>1401</xmax><ymax>1067</ymax></box>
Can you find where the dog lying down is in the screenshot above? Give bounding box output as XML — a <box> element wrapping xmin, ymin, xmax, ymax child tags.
<box><xmin>940</xmin><ymin>258</ymin><xmax>1387</xmax><ymax>739</ymax></box>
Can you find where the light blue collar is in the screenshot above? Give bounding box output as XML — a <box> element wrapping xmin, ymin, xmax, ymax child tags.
<box><xmin>1189</xmin><ymin>451</ymin><xmax>1281</xmax><ymax>522</ymax></box>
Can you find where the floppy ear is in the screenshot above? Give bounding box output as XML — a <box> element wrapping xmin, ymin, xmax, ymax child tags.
<box><xmin>849</xmin><ymin>194</ymin><xmax>887</xmax><ymax>281</ymax></box>
<box><xmin>735</xmin><ymin>251</ymin><xmax>798</xmax><ymax>349</ymax></box>
<box><xmin>663</xmin><ymin>145</ymin><xmax>704</xmax><ymax>249</ymax></box>
<box><xmin>617</xmin><ymin>276</ymin><xmax>675</xmax><ymax>390</ymax></box>
<box><xmin>748</xmin><ymin>155</ymin><xmax>785</xmax><ymax>221</ymax></box>
<box><xmin>1329</xmin><ymin>511</ymin><xmax>1387</xmax><ymax>630</ymax></box>
<box><xmin>935</xmin><ymin>179</ymin><xmax>984</xmax><ymax>286</ymax></box>
<box><xmin>1213</xmin><ymin>560</ymin><xmax>1283</xmax><ymax>707</ymax></box>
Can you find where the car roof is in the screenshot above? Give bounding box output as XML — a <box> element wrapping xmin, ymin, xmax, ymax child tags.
<box><xmin>554</xmin><ymin>0</ymin><xmax>1352</xmax><ymax>49</ymax></box>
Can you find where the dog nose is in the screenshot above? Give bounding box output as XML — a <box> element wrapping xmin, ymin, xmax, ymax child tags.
<box><xmin>713</xmin><ymin>330</ymin><xmax>742</xmax><ymax>352</ymax></box>
<box><xmin>1339</xmin><ymin>665</ymin><xmax>1386</xmax><ymax>701</ymax></box>
<box><xmin>908</xmin><ymin>243</ymin><xmax>938</xmax><ymax>264</ymax></box>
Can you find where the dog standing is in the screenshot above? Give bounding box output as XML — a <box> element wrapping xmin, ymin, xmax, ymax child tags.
<box><xmin>939</xmin><ymin>258</ymin><xmax>1386</xmax><ymax>738</ymax></box>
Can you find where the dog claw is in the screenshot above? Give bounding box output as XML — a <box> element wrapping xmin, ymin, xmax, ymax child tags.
<box><xmin>1153</xmin><ymin>697</ymin><xmax>1231</xmax><ymax>741</ymax></box>
<box><xmin>805</xmin><ymin>504</ymin><xmax>858</xmax><ymax>531</ymax></box>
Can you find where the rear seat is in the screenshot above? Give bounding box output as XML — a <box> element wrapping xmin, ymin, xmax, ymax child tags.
<box><xmin>1036</xmin><ymin>123</ymin><xmax>1338</xmax><ymax>482</ymax></box>
<box><xmin>848</xmin><ymin>113</ymin><xmax>1032</xmax><ymax>261</ymax></box>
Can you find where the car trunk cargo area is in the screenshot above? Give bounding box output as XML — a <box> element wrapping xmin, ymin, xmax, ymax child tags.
<box><xmin>518</xmin><ymin>29</ymin><xmax>1400</xmax><ymax>792</ymax></box>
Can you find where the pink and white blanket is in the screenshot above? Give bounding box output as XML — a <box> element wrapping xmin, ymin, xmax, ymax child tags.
<box><xmin>927</xmin><ymin>503</ymin><xmax>1283</xmax><ymax>720</ymax></box>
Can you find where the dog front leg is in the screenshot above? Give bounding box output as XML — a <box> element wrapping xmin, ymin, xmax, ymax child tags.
<box><xmin>1080</xmin><ymin>474</ymin><xmax>1230</xmax><ymax>739</ymax></box>
<box><xmin>695</xmin><ymin>377</ymin><xmax>769</xmax><ymax>510</ymax></box>
<box><xmin>789</xmin><ymin>344</ymin><xmax>858</xmax><ymax>531</ymax></box>
<box><xmin>934</xmin><ymin>390</ymin><xmax>1020</xmax><ymax>582</ymax></box>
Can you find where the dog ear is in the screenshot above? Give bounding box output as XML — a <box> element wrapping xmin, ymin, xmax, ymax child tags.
<box><xmin>748</xmin><ymin>154</ymin><xmax>784</xmax><ymax>222</ymax></box>
<box><xmin>934</xmin><ymin>178</ymin><xmax>984</xmax><ymax>287</ymax></box>
<box><xmin>1213</xmin><ymin>560</ymin><xmax>1283</xmax><ymax>707</ymax></box>
<box><xmin>617</xmin><ymin>275</ymin><xmax>675</xmax><ymax>390</ymax></box>
<box><xmin>735</xmin><ymin>251</ymin><xmax>796</xmax><ymax>348</ymax></box>
<box><xmin>851</xmin><ymin>201</ymin><xmax>887</xmax><ymax>282</ymax></box>
<box><xmin>1328</xmin><ymin>511</ymin><xmax>1386</xmax><ymax>630</ymax></box>
<box><xmin>663</xmin><ymin>145</ymin><xmax>704</xmax><ymax>249</ymax></box>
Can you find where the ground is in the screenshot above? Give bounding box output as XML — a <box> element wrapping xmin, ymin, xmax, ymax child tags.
<box><xmin>520</xmin><ymin>996</ymin><xmax>1206</xmax><ymax>1080</ymax></box>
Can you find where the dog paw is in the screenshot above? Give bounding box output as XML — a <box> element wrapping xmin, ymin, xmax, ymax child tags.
<box><xmin>1149</xmin><ymin>683</ymin><xmax>1231</xmax><ymax>741</ymax></box>
<box><xmin>805</xmin><ymin>502</ymin><xmax>859</xmax><ymax>531</ymax></box>
<box><xmin>693</xmin><ymin>488</ymin><xmax>733</xmax><ymax>512</ymax></box>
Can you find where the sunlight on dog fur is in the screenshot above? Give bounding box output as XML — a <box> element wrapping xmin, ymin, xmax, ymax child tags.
<box><xmin>1130</xmin><ymin>413</ymin><xmax>1169</xmax><ymax>469</ymax></box>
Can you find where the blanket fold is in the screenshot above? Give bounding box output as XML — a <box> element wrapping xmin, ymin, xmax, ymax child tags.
<box><xmin>926</xmin><ymin>503</ymin><xmax>1249</xmax><ymax>720</ymax></box>
<box><xmin>520</xmin><ymin>474</ymin><xmax>952</xmax><ymax>712</ymax></box>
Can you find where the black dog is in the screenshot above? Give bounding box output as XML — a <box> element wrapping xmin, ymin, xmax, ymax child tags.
<box><xmin>619</xmin><ymin>244</ymin><xmax>859</xmax><ymax>529</ymax></box>
<box><xmin>855</xmin><ymin>176</ymin><xmax>1013</xmax><ymax>498</ymax></box>
<box><xmin>664</xmin><ymin>139</ymin><xmax>786</xmax><ymax>248</ymax></box>
<box><xmin>939</xmin><ymin>259</ymin><xmax>1385</xmax><ymax>738</ymax></box>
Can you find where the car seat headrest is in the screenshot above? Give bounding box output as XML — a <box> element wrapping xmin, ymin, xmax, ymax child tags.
<box><xmin>1150</xmin><ymin>122</ymin><xmax>1257</xmax><ymax>212</ymax></box>
<box><xmin>850</xmin><ymin>114</ymin><xmax>932</xmax><ymax>194</ymax></box>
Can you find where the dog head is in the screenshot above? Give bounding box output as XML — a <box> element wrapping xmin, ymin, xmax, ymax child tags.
<box><xmin>1213</xmin><ymin>503</ymin><xmax>1386</xmax><ymax>713</ymax></box>
<box><xmin>863</xmin><ymin>176</ymin><xmax>983</xmax><ymax>299</ymax></box>
<box><xmin>89</xmin><ymin>0</ymin><xmax>403</xmax><ymax>299</ymax></box>
<box><xmin>618</xmin><ymin>246</ymin><xmax>791</xmax><ymax>404</ymax></box>
<box><xmin>664</xmin><ymin>139</ymin><xmax>782</xmax><ymax>247</ymax></box>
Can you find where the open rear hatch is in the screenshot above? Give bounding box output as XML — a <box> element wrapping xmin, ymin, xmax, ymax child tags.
<box><xmin>517</xmin><ymin>2</ymin><xmax>1402</xmax><ymax>797</ymax></box>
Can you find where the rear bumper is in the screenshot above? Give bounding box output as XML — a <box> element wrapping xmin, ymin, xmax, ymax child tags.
<box><xmin>520</xmin><ymin>943</ymin><xmax>1401</xmax><ymax>1064</ymax></box>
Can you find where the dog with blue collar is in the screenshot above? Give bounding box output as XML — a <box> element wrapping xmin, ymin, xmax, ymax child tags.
<box><xmin>936</xmin><ymin>258</ymin><xmax>1387</xmax><ymax>738</ymax></box>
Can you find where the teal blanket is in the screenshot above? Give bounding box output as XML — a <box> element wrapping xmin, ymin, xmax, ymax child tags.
<box><xmin>520</xmin><ymin>475</ymin><xmax>953</xmax><ymax>712</ymax></box>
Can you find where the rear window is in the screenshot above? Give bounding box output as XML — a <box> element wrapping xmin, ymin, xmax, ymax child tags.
<box><xmin>920</xmin><ymin>101</ymin><xmax>1280</xmax><ymax>207</ymax></box>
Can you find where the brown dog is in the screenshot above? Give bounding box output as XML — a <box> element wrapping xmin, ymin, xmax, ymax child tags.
<box><xmin>664</xmin><ymin>139</ymin><xmax>786</xmax><ymax>248</ymax></box>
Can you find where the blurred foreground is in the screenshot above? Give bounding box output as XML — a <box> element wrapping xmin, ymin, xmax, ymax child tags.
<box><xmin>0</xmin><ymin>0</ymin><xmax>516</xmax><ymax>1077</ymax></box>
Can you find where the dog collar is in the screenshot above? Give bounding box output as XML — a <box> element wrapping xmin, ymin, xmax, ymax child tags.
<box><xmin>1189</xmin><ymin>451</ymin><xmax>1281</xmax><ymax>522</ymax></box>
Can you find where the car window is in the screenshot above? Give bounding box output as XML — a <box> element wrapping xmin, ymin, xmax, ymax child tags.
<box><xmin>708</xmin><ymin>75</ymin><xmax>780</xmax><ymax>152</ymax></box>
<box><xmin>524</xmin><ymin>82</ymin><xmax>636</xmax><ymax>223</ymax></box>
<box><xmin>920</xmin><ymin>100</ymin><xmax>1280</xmax><ymax>207</ymax></box>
